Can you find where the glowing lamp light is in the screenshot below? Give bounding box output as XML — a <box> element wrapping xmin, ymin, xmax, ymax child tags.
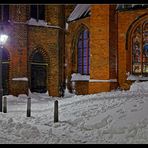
<box><xmin>0</xmin><ymin>34</ymin><xmax>8</xmax><ymax>47</ymax></box>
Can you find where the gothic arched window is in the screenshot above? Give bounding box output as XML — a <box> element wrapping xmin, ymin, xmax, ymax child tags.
<box><xmin>132</xmin><ymin>21</ymin><xmax>148</xmax><ymax>74</ymax></box>
<box><xmin>0</xmin><ymin>5</ymin><xmax>9</xmax><ymax>22</ymax></box>
<box><xmin>77</xmin><ymin>28</ymin><xmax>90</xmax><ymax>75</ymax></box>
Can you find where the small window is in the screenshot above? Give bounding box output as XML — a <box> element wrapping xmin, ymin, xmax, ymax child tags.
<box><xmin>0</xmin><ymin>5</ymin><xmax>9</xmax><ymax>22</ymax></box>
<box><xmin>30</xmin><ymin>5</ymin><xmax>37</xmax><ymax>19</ymax></box>
<box><xmin>77</xmin><ymin>28</ymin><xmax>90</xmax><ymax>75</ymax></box>
<box><xmin>38</xmin><ymin>5</ymin><xmax>45</xmax><ymax>20</ymax></box>
<box><xmin>30</xmin><ymin>5</ymin><xmax>45</xmax><ymax>20</ymax></box>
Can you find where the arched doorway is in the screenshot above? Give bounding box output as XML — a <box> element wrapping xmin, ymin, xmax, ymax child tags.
<box><xmin>2</xmin><ymin>48</ymin><xmax>10</xmax><ymax>95</ymax></box>
<box><xmin>30</xmin><ymin>50</ymin><xmax>48</xmax><ymax>93</ymax></box>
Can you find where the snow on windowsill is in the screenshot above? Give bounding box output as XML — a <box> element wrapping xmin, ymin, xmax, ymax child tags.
<box><xmin>9</xmin><ymin>18</ymin><xmax>63</xmax><ymax>30</ymax></box>
<box><xmin>26</xmin><ymin>18</ymin><xmax>61</xmax><ymax>29</ymax></box>
<box><xmin>27</xmin><ymin>18</ymin><xmax>48</xmax><ymax>27</ymax></box>
<box><xmin>12</xmin><ymin>77</ymin><xmax>28</xmax><ymax>81</ymax></box>
<box><xmin>71</xmin><ymin>73</ymin><xmax>90</xmax><ymax>81</ymax></box>
<box><xmin>127</xmin><ymin>74</ymin><xmax>148</xmax><ymax>81</ymax></box>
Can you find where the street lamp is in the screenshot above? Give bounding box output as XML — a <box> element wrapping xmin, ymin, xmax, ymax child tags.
<box><xmin>0</xmin><ymin>26</ymin><xmax>8</xmax><ymax>112</ymax></box>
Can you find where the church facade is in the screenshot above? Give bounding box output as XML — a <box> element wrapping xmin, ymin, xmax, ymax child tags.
<box><xmin>0</xmin><ymin>4</ymin><xmax>147</xmax><ymax>96</ymax></box>
<box><xmin>66</xmin><ymin>4</ymin><xmax>148</xmax><ymax>95</ymax></box>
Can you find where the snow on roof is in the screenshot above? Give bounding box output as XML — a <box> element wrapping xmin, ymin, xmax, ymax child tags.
<box><xmin>116</xmin><ymin>4</ymin><xmax>148</xmax><ymax>10</ymax></box>
<box><xmin>67</xmin><ymin>4</ymin><xmax>90</xmax><ymax>22</ymax></box>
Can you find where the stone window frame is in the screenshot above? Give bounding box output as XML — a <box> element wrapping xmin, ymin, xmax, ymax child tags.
<box><xmin>127</xmin><ymin>13</ymin><xmax>148</xmax><ymax>76</ymax></box>
<box><xmin>75</xmin><ymin>25</ymin><xmax>90</xmax><ymax>75</ymax></box>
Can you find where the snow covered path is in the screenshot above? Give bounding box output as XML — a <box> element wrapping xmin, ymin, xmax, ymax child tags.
<box><xmin>0</xmin><ymin>81</ymin><xmax>148</xmax><ymax>143</ymax></box>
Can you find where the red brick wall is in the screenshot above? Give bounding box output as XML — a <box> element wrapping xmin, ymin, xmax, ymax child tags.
<box><xmin>3</xmin><ymin>5</ymin><xmax>65</xmax><ymax>96</ymax></box>
<box><xmin>89</xmin><ymin>82</ymin><xmax>110</xmax><ymax>94</ymax></box>
<box><xmin>28</xmin><ymin>5</ymin><xmax>65</xmax><ymax>97</ymax></box>
<box><xmin>109</xmin><ymin>5</ymin><xmax>118</xmax><ymax>80</ymax></box>
<box><xmin>5</xmin><ymin>4</ymin><xmax>148</xmax><ymax>96</ymax></box>
<box><xmin>75</xmin><ymin>81</ymin><xmax>88</xmax><ymax>95</ymax></box>
<box><xmin>66</xmin><ymin>5</ymin><xmax>119</xmax><ymax>94</ymax></box>
<box><xmin>89</xmin><ymin>5</ymin><xmax>118</xmax><ymax>94</ymax></box>
<box><xmin>8</xmin><ymin>5</ymin><xmax>28</xmax><ymax>95</ymax></box>
<box><xmin>27</xmin><ymin>26</ymin><xmax>59</xmax><ymax>96</ymax></box>
<box><xmin>90</xmin><ymin>5</ymin><xmax>110</xmax><ymax>80</ymax></box>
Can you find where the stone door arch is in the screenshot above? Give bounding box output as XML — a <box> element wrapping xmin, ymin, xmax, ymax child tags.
<box><xmin>30</xmin><ymin>50</ymin><xmax>48</xmax><ymax>93</ymax></box>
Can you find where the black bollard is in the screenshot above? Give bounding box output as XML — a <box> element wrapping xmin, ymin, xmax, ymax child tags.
<box><xmin>3</xmin><ymin>96</ymin><xmax>7</xmax><ymax>113</ymax></box>
<box><xmin>54</xmin><ymin>100</ymin><xmax>58</xmax><ymax>122</ymax></box>
<box><xmin>27</xmin><ymin>97</ymin><xmax>31</xmax><ymax>117</ymax></box>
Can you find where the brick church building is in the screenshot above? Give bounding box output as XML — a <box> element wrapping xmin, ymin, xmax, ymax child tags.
<box><xmin>0</xmin><ymin>4</ymin><xmax>148</xmax><ymax>97</ymax></box>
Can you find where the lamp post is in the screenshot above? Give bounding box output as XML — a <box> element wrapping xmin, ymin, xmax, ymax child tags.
<box><xmin>0</xmin><ymin>26</ymin><xmax>8</xmax><ymax>112</ymax></box>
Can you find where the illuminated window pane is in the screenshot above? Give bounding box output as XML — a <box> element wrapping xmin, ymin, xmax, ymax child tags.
<box><xmin>83</xmin><ymin>30</ymin><xmax>88</xmax><ymax>39</ymax></box>
<box><xmin>131</xmin><ymin>21</ymin><xmax>148</xmax><ymax>74</ymax></box>
<box><xmin>133</xmin><ymin>64</ymin><xmax>141</xmax><ymax>73</ymax></box>
<box><xmin>132</xmin><ymin>43</ymin><xmax>140</xmax><ymax>63</ymax></box>
<box><xmin>143</xmin><ymin>64</ymin><xmax>148</xmax><ymax>73</ymax></box>
<box><xmin>77</xmin><ymin>28</ymin><xmax>90</xmax><ymax>75</ymax></box>
<box><xmin>83</xmin><ymin>40</ymin><xmax>87</xmax><ymax>48</ymax></box>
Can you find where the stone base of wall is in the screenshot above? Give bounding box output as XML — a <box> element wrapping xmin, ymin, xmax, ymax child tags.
<box><xmin>10</xmin><ymin>81</ymin><xmax>28</xmax><ymax>96</ymax></box>
<box><xmin>72</xmin><ymin>81</ymin><xmax>119</xmax><ymax>95</ymax></box>
<box><xmin>110</xmin><ymin>82</ymin><xmax>119</xmax><ymax>90</ymax></box>
<box><xmin>74</xmin><ymin>81</ymin><xmax>89</xmax><ymax>95</ymax></box>
<box><xmin>120</xmin><ymin>80</ymin><xmax>133</xmax><ymax>90</ymax></box>
<box><xmin>88</xmin><ymin>82</ymin><xmax>118</xmax><ymax>94</ymax></box>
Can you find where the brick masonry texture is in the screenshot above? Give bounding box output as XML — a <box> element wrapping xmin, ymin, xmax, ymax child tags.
<box><xmin>3</xmin><ymin>5</ymin><xmax>65</xmax><ymax>96</ymax></box>
<box><xmin>66</xmin><ymin>5</ymin><xmax>148</xmax><ymax>94</ymax></box>
<box><xmin>2</xmin><ymin>4</ymin><xmax>148</xmax><ymax>96</ymax></box>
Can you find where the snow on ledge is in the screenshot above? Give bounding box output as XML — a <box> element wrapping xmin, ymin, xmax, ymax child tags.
<box><xmin>89</xmin><ymin>79</ymin><xmax>117</xmax><ymax>82</ymax></box>
<box><xmin>71</xmin><ymin>73</ymin><xmax>90</xmax><ymax>81</ymax></box>
<box><xmin>12</xmin><ymin>77</ymin><xmax>28</xmax><ymax>81</ymax></box>
<box><xmin>26</xmin><ymin>18</ymin><xmax>48</xmax><ymax>27</ymax></box>
<box><xmin>26</xmin><ymin>18</ymin><xmax>62</xmax><ymax>29</ymax></box>
<box><xmin>127</xmin><ymin>74</ymin><xmax>148</xmax><ymax>81</ymax></box>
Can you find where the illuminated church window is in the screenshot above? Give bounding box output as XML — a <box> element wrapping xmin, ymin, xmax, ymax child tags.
<box><xmin>77</xmin><ymin>28</ymin><xmax>90</xmax><ymax>75</ymax></box>
<box><xmin>132</xmin><ymin>21</ymin><xmax>148</xmax><ymax>74</ymax></box>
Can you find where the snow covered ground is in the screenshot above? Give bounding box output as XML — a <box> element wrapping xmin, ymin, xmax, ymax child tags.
<box><xmin>1</xmin><ymin>81</ymin><xmax>148</xmax><ymax>144</ymax></box>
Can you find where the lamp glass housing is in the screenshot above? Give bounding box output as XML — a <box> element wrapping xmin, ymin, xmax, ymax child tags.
<box><xmin>0</xmin><ymin>34</ymin><xmax>8</xmax><ymax>47</ymax></box>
